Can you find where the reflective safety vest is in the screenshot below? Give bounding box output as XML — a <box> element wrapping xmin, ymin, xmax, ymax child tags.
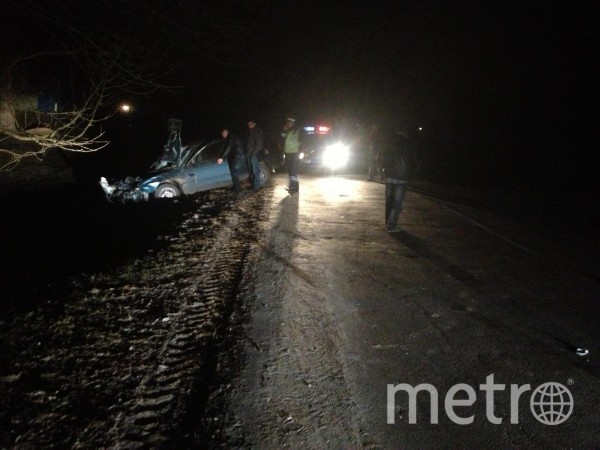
<box><xmin>283</xmin><ymin>128</ymin><xmax>300</xmax><ymax>154</ymax></box>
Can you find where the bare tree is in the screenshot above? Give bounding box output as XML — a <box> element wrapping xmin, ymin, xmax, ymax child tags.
<box><xmin>0</xmin><ymin>0</ymin><xmax>285</xmax><ymax>171</ymax></box>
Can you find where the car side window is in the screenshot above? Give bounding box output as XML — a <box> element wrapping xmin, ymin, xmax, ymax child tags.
<box><xmin>187</xmin><ymin>146</ymin><xmax>202</xmax><ymax>166</ymax></box>
<box><xmin>198</xmin><ymin>141</ymin><xmax>225</xmax><ymax>164</ymax></box>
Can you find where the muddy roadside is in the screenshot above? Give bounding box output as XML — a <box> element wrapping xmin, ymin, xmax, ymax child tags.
<box><xmin>0</xmin><ymin>185</ymin><xmax>271</xmax><ymax>448</ymax></box>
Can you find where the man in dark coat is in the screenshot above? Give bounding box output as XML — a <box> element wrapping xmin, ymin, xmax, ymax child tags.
<box><xmin>217</xmin><ymin>125</ymin><xmax>246</xmax><ymax>192</ymax></box>
<box><xmin>381</xmin><ymin>124</ymin><xmax>416</xmax><ymax>232</ymax></box>
<box><xmin>246</xmin><ymin>119</ymin><xmax>264</xmax><ymax>190</ymax></box>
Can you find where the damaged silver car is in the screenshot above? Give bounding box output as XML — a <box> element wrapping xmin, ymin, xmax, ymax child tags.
<box><xmin>100</xmin><ymin>119</ymin><xmax>272</xmax><ymax>203</ymax></box>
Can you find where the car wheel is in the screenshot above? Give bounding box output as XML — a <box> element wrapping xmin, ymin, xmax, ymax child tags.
<box><xmin>258</xmin><ymin>162</ymin><xmax>271</xmax><ymax>186</ymax></box>
<box><xmin>155</xmin><ymin>183</ymin><xmax>181</xmax><ymax>198</ymax></box>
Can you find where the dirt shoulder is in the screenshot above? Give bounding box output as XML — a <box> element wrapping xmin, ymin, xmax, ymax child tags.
<box><xmin>0</xmin><ymin>188</ymin><xmax>270</xmax><ymax>448</ymax></box>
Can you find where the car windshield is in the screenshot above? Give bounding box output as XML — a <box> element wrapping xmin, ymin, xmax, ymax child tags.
<box><xmin>302</xmin><ymin>128</ymin><xmax>331</xmax><ymax>151</ymax></box>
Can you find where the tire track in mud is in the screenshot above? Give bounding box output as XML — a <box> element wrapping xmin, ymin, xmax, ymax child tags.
<box><xmin>108</xmin><ymin>205</ymin><xmax>258</xmax><ymax>448</ymax></box>
<box><xmin>0</xmin><ymin>190</ymin><xmax>270</xmax><ymax>449</ymax></box>
<box><xmin>106</xmin><ymin>191</ymin><xmax>269</xmax><ymax>449</ymax></box>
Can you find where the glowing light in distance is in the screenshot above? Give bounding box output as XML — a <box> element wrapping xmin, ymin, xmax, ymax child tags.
<box><xmin>323</xmin><ymin>142</ymin><xmax>349</xmax><ymax>170</ymax></box>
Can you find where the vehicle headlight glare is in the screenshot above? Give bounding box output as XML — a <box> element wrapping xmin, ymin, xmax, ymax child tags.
<box><xmin>323</xmin><ymin>143</ymin><xmax>349</xmax><ymax>170</ymax></box>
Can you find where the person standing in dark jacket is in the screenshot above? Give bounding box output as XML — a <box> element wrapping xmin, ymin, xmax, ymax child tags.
<box><xmin>381</xmin><ymin>124</ymin><xmax>415</xmax><ymax>232</ymax></box>
<box><xmin>246</xmin><ymin>119</ymin><xmax>264</xmax><ymax>190</ymax></box>
<box><xmin>217</xmin><ymin>125</ymin><xmax>245</xmax><ymax>192</ymax></box>
<box><xmin>281</xmin><ymin>116</ymin><xmax>301</xmax><ymax>194</ymax></box>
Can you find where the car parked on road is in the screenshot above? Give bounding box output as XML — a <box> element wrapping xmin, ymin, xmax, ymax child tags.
<box><xmin>297</xmin><ymin>123</ymin><xmax>367</xmax><ymax>173</ymax></box>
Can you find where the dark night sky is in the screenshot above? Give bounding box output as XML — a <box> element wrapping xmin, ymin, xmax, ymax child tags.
<box><xmin>162</xmin><ymin>1</ymin><xmax>598</xmax><ymax>192</ymax></box>
<box><xmin>171</xmin><ymin>1</ymin><xmax>597</xmax><ymax>144</ymax></box>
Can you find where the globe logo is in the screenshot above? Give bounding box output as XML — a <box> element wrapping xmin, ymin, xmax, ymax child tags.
<box><xmin>530</xmin><ymin>382</ymin><xmax>574</xmax><ymax>425</ymax></box>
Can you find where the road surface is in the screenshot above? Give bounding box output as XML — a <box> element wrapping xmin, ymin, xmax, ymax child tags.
<box><xmin>2</xmin><ymin>174</ymin><xmax>598</xmax><ymax>448</ymax></box>
<box><xmin>211</xmin><ymin>172</ymin><xmax>600</xmax><ymax>448</ymax></box>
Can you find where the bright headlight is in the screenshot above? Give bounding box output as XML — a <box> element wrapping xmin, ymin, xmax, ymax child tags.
<box><xmin>323</xmin><ymin>142</ymin><xmax>350</xmax><ymax>170</ymax></box>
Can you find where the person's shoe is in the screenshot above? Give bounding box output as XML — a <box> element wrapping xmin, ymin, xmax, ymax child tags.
<box><xmin>386</xmin><ymin>227</ymin><xmax>402</xmax><ymax>233</ymax></box>
<box><xmin>366</xmin><ymin>178</ymin><xmax>374</xmax><ymax>182</ymax></box>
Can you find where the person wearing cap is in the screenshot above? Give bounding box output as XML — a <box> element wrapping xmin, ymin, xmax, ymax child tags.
<box><xmin>217</xmin><ymin>125</ymin><xmax>245</xmax><ymax>192</ymax></box>
<box><xmin>281</xmin><ymin>116</ymin><xmax>301</xmax><ymax>194</ymax></box>
<box><xmin>246</xmin><ymin>118</ymin><xmax>264</xmax><ymax>190</ymax></box>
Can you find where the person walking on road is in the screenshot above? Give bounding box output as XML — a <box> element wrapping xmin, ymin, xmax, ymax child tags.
<box><xmin>217</xmin><ymin>125</ymin><xmax>246</xmax><ymax>193</ymax></box>
<box><xmin>381</xmin><ymin>124</ymin><xmax>416</xmax><ymax>232</ymax></box>
<box><xmin>246</xmin><ymin>118</ymin><xmax>264</xmax><ymax>190</ymax></box>
<box><xmin>281</xmin><ymin>116</ymin><xmax>301</xmax><ymax>194</ymax></box>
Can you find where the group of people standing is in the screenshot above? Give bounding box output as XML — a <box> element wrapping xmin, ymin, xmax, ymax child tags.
<box><xmin>216</xmin><ymin>115</ymin><xmax>416</xmax><ymax>234</ymax></box>
<box><xmin>217</xmin><ymin>119</ymin><xmax>264</xmax><ymax>192</ymax></box>
<box><xmin>278</xmin><ymin>116</ymin><xmax>417</xmax><ymax>233</ymax></box>
<box><xmin>216</xmin><ymin>115</ymin><xmax>303</xmax><ymax>195</ymax></box>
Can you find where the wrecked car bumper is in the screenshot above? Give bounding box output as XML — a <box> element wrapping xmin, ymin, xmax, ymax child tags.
<box><xmin>100</xmin><ymin>177</ymin><xmax>150</xmax><ymax>203</ymax></box>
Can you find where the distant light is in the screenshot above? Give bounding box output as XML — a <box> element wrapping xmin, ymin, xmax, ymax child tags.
<box><xmin>120</xmin><ymin>104</ymin><xmax>132</xmax><ymax>113</ymax></box>
<box><xmin>304</xmin><ymin>125</ymin><xmax>331</xmax><ymax>135</ymax></box>
<box><xmin>418</xmin><ymin>127</ymin><xmax>423</xmax><ymax>131</ymax></box>
<box><xmin>323</xmin><ymin>142</ymin><xmax>349</xmax><ymax>169</ymax></box>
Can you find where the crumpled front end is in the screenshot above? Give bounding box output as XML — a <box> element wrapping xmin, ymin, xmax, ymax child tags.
<box><xmin>99</xmin><ymin>118</ymin><xmax>184</xmax><ymax>203</ymax></box>
<box><xmin>100</xmin><ymin>176</ymin><xmax>150</xmax><ymax>203</ymax></box>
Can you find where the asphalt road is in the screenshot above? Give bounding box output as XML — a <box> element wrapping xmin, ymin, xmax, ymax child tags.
<box><xmin>221</xmin><ymin>172</ymin><xmax>600</xmax><ymax>448</ymax></box>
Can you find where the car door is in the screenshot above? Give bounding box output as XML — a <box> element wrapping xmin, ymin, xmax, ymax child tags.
<box><xmin>183</xmin><ymin>141</ymin><xmax>233</xmax><ymax>194</ymax></box>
